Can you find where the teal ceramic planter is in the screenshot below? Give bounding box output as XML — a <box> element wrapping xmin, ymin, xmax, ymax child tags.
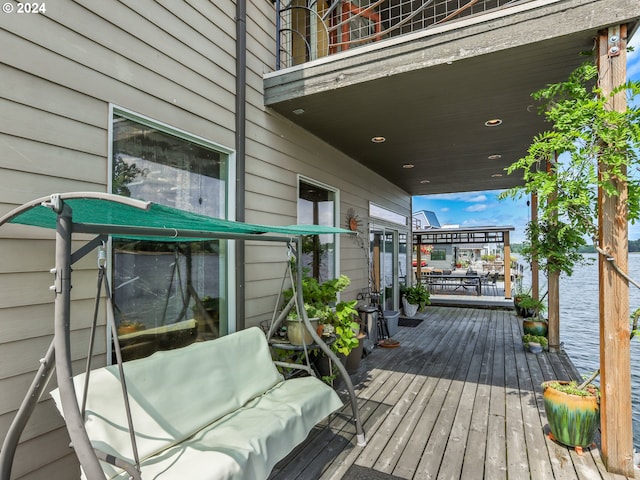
<box><xmin>542</xmin><ymin>381</ymin><xmax>600</xmax><ymax>449</ymax></box>
<box><xmin>523</xmin><ymin>319</ymin><xmax>548</xmax><ymax>337</ymax></box>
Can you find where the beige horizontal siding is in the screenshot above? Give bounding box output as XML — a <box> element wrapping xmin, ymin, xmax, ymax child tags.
<box><xmin>0</xmin><ymin>99</ymin><xmax>106</xmax><ymax>158</ymax></box>
<box><xmin>0</xmin><ymin>329</ymin><xmax>106</xmax><ymax>379</ymax></box>
<box><xmin>11</xmin><ymin>429</ymin><xmax>78</xmax><ymax>479</ymax></box>
<box><xmin>0</xmin><ymin>134</ymin><xmax>106</xmax><ymax>184</ymax></box>
<box><xmin>0</xmin><ymin>356</ymin><xmax>102</xmax><ymax>418</ymax></box>
<box><xmin>0</xmin><ymin>239</ymin><xmax>102</xmax><ymax>274</ymax></box>
<box><xmin>0</xmin><ymin>270</ymin><xmax>104</xmax><ymax>309</ymax></box>
<box><xmin>0</xmin><ymin>299</ymin><xmax>104</xmax><ymax>344</ymax></box>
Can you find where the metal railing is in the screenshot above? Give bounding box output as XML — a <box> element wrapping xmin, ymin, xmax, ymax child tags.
<box><xmin>275</xmin><ymin>0</ymin><xmax>529</xmax><ymax>69</ymax></box>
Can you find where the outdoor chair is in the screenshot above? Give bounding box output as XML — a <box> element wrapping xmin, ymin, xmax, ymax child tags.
<box><xmin>459</xmin><ymin>270</ymin><xmax>480</xmax><ymax>294</ymax></box>
<box><xmin>482</xmin><ymin>272</ymin><xmax>499</xmax><ymax>296</ymax></box>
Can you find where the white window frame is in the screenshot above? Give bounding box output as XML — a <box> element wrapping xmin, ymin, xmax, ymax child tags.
<box><xmin>296</xmin><ymin>175</ymin><xmax>341</xmax><ymax>279</ymax></box>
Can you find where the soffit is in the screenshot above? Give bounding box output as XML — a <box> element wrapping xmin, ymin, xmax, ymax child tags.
<box><xmin>264</xmin><ymin>0</ymin><xmax>640</xmax><ymax>195</ymax></box>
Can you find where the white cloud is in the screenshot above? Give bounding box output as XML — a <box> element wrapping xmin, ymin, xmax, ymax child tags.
<box><xmin>426</xmin><ymin>191</ymin><xmax>492</xmax><ymax>202</ymax></box>
<box><xmin>440</xmin><ymin>207</ymin><xmax>450</xmax><ymax>212</ymax></box>
<box><xmin>466</xmin><ymin>204</ymin><xmax>488</xmax><ymax>213</ymax></box>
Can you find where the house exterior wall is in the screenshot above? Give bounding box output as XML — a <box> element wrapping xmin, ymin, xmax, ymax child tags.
<box><xmin>0</xmin><ymin>1</ymin><xmax>410</xmax><ymax>477</ymax></box>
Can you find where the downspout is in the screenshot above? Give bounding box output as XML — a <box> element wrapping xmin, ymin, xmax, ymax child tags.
<box><xmin>235</xmin><ymin>0</ymin><xmax>246</xmax><ymax>330</ymax></box>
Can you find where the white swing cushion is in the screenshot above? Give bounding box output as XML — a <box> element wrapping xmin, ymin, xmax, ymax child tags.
<box><xmin>51</xmin><ymin>326</ymin><xmax>343</xmax><ymax>479</ymax></box>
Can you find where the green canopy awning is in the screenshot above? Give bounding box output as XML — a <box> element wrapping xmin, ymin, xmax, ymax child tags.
<box><xmin>2</xmin><ymin>193</ymin><xmax>355</xmax><ymax>241</ymax></box>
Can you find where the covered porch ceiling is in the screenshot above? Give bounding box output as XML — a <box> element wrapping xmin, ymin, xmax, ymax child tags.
<box><xmin>264</xmin><ymin>0</ymin><xmax>640</xmax><ymax>196</ymax></box>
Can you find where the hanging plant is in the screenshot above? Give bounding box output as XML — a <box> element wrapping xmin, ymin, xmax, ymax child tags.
<box><xmin>500</xmin><ymin>61</ymin><xmax>640</xmax><ymax>276</ymax></box>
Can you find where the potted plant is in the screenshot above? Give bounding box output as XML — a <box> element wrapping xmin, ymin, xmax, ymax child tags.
<box><xmin>542</xmin><ymin>371</ymin><xmax>600</xmax><ymax>454</ymax></box>
<box><xmin>402</xmin><ymin>283</ymin><xmax>430</xmax><ymax>317</ymax></box>
<box><xmin>519</xmin><ymin>296</ymin><xmax>548</xmax><ymax>337</ymax></box>
<box><xmin>285</xmin><ymin>303</ymin><xmax>321</xmax><ymax>346</ymax></box>
<box><xmin>522</xmin><ymin>334</ymin><xmax>548</xmax><ymax>352</ymax></box>
<box><xmin>282</xmin><ymin>274</ymin><xmax>360</xmax><ymax>356</ymax></box>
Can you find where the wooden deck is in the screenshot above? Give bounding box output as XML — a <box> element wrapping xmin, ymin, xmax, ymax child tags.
<box><xmin>270</xmin><ymin>306</ymin><xmax>631</xmax><ymax>480</ymax></box>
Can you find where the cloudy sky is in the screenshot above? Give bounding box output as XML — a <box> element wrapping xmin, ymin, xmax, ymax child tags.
<box><xmin>413</xmin><ymin>34</ymin><xmax>640</xmax><ymax>244</ymax></box>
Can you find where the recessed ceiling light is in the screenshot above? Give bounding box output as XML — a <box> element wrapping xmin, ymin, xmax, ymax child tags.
<box><xmin>402</xmin><ymin>163</ymin><xmax>414</xmax><ymax>169</ymax></box>
<box><xmin>485</xmin><ymin>119</ymin><xmax>503</xmax><ymax>127</ymax></box>
<box><xmin>371</xmin><ymin>136</ymin><xmax>386</xmax><ymax>143</ymax></box>
<box><xmin>420</xmin><ymin>179</ymin><xmax>430</xmax><ymax>184</ymax></box>
<box><xmin>292</xmin><ymin>108</ymin><xmax>305</xmax><ymax>115</ymax></box>
<box><xmin>491</xmin><ymin>173</ymin><xmax>503</xmax><ymax>177</ymax></box>
<box><xmin>488</xmin><ymin>154</ymin><xmax>502</xmax><ymax>160</ymax></box>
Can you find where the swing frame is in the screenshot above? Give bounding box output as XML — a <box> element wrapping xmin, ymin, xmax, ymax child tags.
<box><xmin>0</xmin><ymin>192</ymin><xmax>366</xmax><ymax>479</ymax></box>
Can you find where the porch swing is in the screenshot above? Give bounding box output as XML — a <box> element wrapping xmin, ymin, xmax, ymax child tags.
<box><xmin>0</xmin><ymin>192</ymin><xmax>366</xmax><ymax>480</ymax></box>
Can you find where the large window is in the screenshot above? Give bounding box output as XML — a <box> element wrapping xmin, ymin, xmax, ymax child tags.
<box><xmin>298</xmin><ymin>178</ymin><xmax>336</xmax><ymax>281</ymax></box>
<box><xmin>110</xmin><ymin>109</ymin><xmax>231</xmax><ymax>360</ymax></box>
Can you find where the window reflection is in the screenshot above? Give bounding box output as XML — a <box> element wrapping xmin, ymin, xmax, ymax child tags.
<box><xmin>111</xmin><ymin>113</ymin><xmax>228</xmax><ymax>361</ymax></box>
<box><xmin>298</xmin><ymin>180</ymin><xmax>335</xmax><ymax>281</ymax></box>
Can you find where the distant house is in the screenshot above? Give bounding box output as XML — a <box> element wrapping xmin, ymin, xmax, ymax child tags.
<box><xmin>412</xmin><ymin>210</ymin><xmax>441</xmax><ymax>230</ymax></box>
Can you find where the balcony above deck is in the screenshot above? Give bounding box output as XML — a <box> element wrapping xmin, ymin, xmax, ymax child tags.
<box><xmin>264</xmin><ymin>0</ymin><xmax>640</xmax><ymax>195</ymax></box>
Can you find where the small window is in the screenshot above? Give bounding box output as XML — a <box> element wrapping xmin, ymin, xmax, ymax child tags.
<box><xmin>430</xmin><ymin>249</ymin><xmax>446</xmax><ymax>261</ymax></box>
<box><xmin>298</xmin><ymin>178</ymin><xmax>336</xmax><ymax>281</ymax></box>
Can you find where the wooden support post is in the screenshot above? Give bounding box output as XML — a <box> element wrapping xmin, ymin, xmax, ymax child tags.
<box><xmin>547</xmin><ymin>157</ymin><xmax>560</xmax><ymax>353</ymax></box>
<box><xmin>547</xmin><ymin>271</ymin><xmax>560</xmax><ymax>353</ymax></box>
<box><xmin>416</xmin><ymin>234</ymin><xmax>422</xmax><ymax>282</ymax></box>
<box><xmin>597</xmin><ymin>25</ymin><xmax>634</xmax><ymax>477</ymax></box>
<box><xmin>530</xmin><ymin>193</ymin><xmax>539</xmax><ymax>301</ymax></box>
<box><xmin>503</xmin><ymin>231</ymin><xmax>512</xmax><ymax>299</ymax></box>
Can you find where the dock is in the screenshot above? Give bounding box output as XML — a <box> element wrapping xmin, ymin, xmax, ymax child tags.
<box><xmin>270</xmin><ymin>306</ymin><xmax>630</xmax><ymax>480</ymax></box>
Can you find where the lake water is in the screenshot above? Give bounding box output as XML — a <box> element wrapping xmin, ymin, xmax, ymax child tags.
<box><xmin>532</xmin><ymin>253</ymin><xmax>640</xmax><ymax>448</ymax></box>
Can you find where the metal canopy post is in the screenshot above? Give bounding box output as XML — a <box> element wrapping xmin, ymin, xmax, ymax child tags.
<box><xmin>51</xmin><ymin>198</ymin><xmax>105</xmax><ymax>479</ymax></box>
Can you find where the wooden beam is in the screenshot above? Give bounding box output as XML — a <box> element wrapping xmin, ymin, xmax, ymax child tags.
<box><xmin>503</xmin><ymin>231</ymin><xmax>512</xmax><ymax>299</ymax></box>
<box><xmin>597</xmin><ymin>25</ymin><xmax>634</xmax><ymax>477</ymax></box>
<box><xmin>547</xmin><ymin>157</ymin><xmax>560</xmax><ymax>353</ymax></box>
<box><xmin>530</xmin><ymin>193</ymin><xmax>539</xmax><ymax>301</ymax></box>
<box><xmin>416</xmin><ymin>234</ymin><xmax>422</xmax><ymax>281</ymax></box>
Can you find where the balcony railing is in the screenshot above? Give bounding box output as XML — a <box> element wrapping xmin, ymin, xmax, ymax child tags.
<box><xmin>275</xmin><ymin>0</ymin><xmax>528</xmax><ymax>69</ymax></box>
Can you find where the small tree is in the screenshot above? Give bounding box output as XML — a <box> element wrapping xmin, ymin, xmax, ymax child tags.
<box><xmin>500</xmin><ymin>62</ymin><xmax>640</xmax><ymax>275</ymax></box>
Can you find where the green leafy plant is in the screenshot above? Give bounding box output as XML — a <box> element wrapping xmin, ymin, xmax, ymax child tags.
<box><xmin>283</xmin><ymin>275</ymin><xmax>350</xmax><ymax>316</ymax></box>
<box><xmin>500</xmin><ymin>62</ymin><xmax>640</xmax><ymax>276</ymax></box>
<box><xmin>522</xmin><ymin>334</ymin><xmax>548</xmax><ymax>350</ymax></box>
<box><xmin>282</xmin><ymin>274</ymin><xmax>361</xmax><ymax>355</ymax></box>
<box><xmin>518</xmin><ymin>296</ymin><xmax>547</xmax><ymax>319</ymax></box>
<box><xmin>402</xmin><ymin>284</ymin><xmax>430</xmax><ymax>310</ymax></box>
<box><xmin>544</xmin><ymin>377</ymin><xmax>599</xmax><ymax>398</ymax></box>
<box><xmin>325</xmin><ymin>300</ymin><xmax>361</xmax><ymax>356</ymax></box>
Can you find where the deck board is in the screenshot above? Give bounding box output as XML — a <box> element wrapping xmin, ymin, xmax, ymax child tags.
<box><xmin>270</xmin><ymin>306</ymin><xmax>628</xmax><ymax>480</ymax></box>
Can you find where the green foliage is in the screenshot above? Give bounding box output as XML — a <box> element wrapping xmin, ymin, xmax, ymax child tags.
<box><xmin>402</xmin><ymin>284</ymin><xmax>431</xmax><ymax>310</ymax></box>
<box><xmin>112</xmin><ymin>155</ymin><xmax>147</xmax><ymax>197</ymax></box>
<box><xmin>522</xmin><ymin>334</ymin><xmax>548</xmax><ymax>349</ymax></box>
<box><xmin>545</xmin><ymin>380</ymin><xmax>599</xmax><ymax>398</ymax></box>
<box><xmin>517</xmin><ymin>295</ymin><xmax>547</xmax><ymax>318</ymax></box>
<box><xmin>327</xmin><ymin>300</ymin><xmax>360</xmax><ymax>356</ymax></box>
<box><xmin>282</xmin><ymin>274</ymin><xmax>360</xmax><ymax>355</ymax></box>
<box><xmin>500</xmin><ymin>62</ymin><xmax>640</xmax><ymax>276</ymax></box>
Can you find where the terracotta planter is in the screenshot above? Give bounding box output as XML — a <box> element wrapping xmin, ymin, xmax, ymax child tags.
<box><xmin>523</xmin><ymin>319</ymin><xmax>548</xmax><ymax>337</ymax></box>
<box><xmin>542</xmin><ymin>381</ymin><xmax>600</xmax><ymax>449</ymax></box>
